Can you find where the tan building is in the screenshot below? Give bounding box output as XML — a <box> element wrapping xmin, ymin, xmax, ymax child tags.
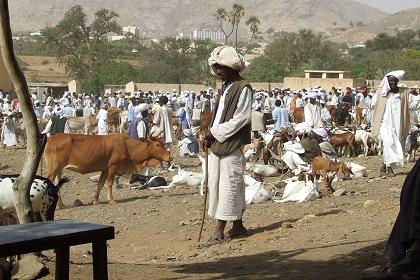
<box><xmin>284</xmin><ymin>70</ymin><xmax>365</xmax><ymax>90</ymax></box>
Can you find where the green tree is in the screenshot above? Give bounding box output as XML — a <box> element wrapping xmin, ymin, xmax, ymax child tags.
<box><xmin>230</xmin><ymin>4</ymin><xmax>245</xmax><ymax>50</ymax></box>
<box><xmin>41</xmin><ymin>5</ymin><xmax>122</xmax><ymax>79</ymax></box>
<box><xmin>81</xmin><ymin>62</ymin><xmax>138</xmax><ymax>94</ymax></box>
<box><xmin>215</xmin><ymin>8</ymin><xmax>234</xmax><ymax>44</ymax></box>
<box><xmin>245</xmin><ymin>16</ymin><xmax>261</xmax><ymax>52</ymax></box>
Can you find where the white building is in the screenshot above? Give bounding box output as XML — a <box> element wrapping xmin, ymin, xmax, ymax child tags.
<box><xmin>177</xmin><ymin>29</ymin><xmax>224</xmax><ymax>41</ymax></box>
<box><xmin>122</xmin><ymin>26</ymin><xmax>140</xmax><ymax>37</ymax></box>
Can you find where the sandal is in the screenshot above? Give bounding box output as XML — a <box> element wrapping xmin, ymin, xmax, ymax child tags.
<box><xmin>198</xmin><ymin>236</ymin><xmax>231</xmax><ymax>248</ymax></box>
<box><xmin>227</xmin><ymin>228</ymin><xmax>249</xmax><ymax>238</ymax></box>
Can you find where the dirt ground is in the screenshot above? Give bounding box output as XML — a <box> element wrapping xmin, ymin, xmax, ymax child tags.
<box><xmin>1</xmin><ymin>146</ymin><xmax>415</xmax><ymax>280</ymax></box>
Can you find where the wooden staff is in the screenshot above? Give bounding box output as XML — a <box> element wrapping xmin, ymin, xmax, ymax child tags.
<box><xmin>197</xmin><ymin>144</ymin><xmax>209</xmax><ymax>243</ymax></box>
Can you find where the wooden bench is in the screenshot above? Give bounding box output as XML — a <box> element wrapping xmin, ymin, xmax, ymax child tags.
<box><xmin>0</xmin><ymin>220</ymin><xmax>114</xmax><ymax>280</ymax></box>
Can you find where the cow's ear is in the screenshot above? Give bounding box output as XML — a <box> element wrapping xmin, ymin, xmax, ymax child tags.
<box><xmin>146</xmin><ymin>158</ymin><xmax>161</xmax><ymax>166</ymax></box>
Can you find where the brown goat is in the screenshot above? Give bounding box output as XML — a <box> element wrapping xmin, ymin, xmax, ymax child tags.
<box><xmin>311</xmin><ymin>156</ymin><xmax>353</xmax><ymax>194</ymax></box>
<box><xmin>328</xmin><ymin>130</ymin><xmax>356</xmax><ymax>157</ymax></box>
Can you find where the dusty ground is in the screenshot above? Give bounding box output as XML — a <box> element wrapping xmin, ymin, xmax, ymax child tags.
<box><xmin>1</xmin><ymin>146</ymin><xmax>414</xmax><ymax>280</ymax></box>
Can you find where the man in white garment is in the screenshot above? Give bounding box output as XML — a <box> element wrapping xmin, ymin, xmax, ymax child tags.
<box><xmin>408</xmin><ymin>88</ymin><xmax>419</xmax><ymax>127</ymax></box>
<box><xmin>202</xmin><ymin>45</ymin><xmax>252</xmax><ymax>247</ymax></box>
<box><xmin>151</xmin><ymin>96</ymin><xmax>174</xmax><ymax>151</ymax></box>
<box><xmin>96</xmin><ymin>103</ymin><xmax>109</xmax><ymax>135</ymax></box>
<box><xmin>304</xmin><ymin>92</ymin><xmax>324</xmax><ymax>128</ymax></box>
<box><xmin>372</xmin><ymin>70</ymin><xmax>410</xmax><ymax>177</ymax></box>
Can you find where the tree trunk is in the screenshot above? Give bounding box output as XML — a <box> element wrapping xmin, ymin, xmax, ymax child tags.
<box><xmin>0</xmin><ymin>0</ymin><xmax>46</xmax><ymax>224</ymax></box>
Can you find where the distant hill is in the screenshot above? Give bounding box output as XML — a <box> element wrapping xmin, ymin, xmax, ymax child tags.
<box><xmin>9</xmin><ymin>0</ymin><xmax>387</xmax><ymax>39</ymax></box>
<box><xmin>328</xmin><ymin>7</ymin><xmax>420</xmax><ymax>43</ymax></box>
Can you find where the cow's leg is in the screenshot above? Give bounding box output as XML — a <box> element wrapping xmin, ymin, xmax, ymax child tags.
<box><xmin>93</xmin><ymin>171</ymin><xmax>108</xmax><ymax>205</ymax></box>
<box><xmin>106</xmin><ymin>175</ymin><xmax>116</xmax><ymax>205</ymax></box>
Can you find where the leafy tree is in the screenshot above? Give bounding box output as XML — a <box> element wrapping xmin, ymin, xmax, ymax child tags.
<box><xmin>81</xmin><ymin>62</ymin><xmax>138</xmax><ymax>94</ymax></box>
<box><xmin>41</xmin><ymin>5</ymin><xmax>122</xmax><ymax>79</ymax></box>
<box><xmin>215</xmin><ymin>8</ymin><xmax>234</xmax><ymax>44</ymax></box>
<box><xmin>230</xmin><ymin>4</ymin><xmax>245</xmax><ymax>50</ymax></box>
<box><xmin>245</xmin><ymin>16</ymin><xmax>261</xmax><ymax>52</ymax></box>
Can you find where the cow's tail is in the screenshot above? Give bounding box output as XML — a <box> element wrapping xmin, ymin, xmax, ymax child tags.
<box><xmin>56</xmin><ymin>177</ymin><xmax>70</xmax><ymax>190</ymax></box>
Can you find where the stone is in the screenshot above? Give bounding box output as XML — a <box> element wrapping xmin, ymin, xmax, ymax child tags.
<box><xmin>11</xmin><ymin>255</ymin><xmax>46</xmax><ymax>280</ymax></box>
<box><xmin>333</xmin><ymin>188</ymin><xmax>346</xmax><ymax>197</ymax></box>
<box><xmin>73</xmin><ymin>199</ymin><xmax>84</xmax><ymax>207</ymax></box>
<box><xmin>363</xmin><ymin>200</ymin><xmax>376</xmax><ymax>208</ymax></box>
<box><xmin>89</xmin><ymin>174</ymin><xmax>101</xmax><ymax>182</ymax></box>
<box><xmin>281</xmin><ymin>222</ymin><xmax>293</xmax><ymax>229</ymax></box>
<box><xmin>389</xmin><ymin>188</ymin><xmax>400</xmax><ymax>193</ymax></box>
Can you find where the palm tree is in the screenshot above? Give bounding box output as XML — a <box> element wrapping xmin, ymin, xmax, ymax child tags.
<box><xmin>245</xmin><ymin>16</ymin><xmax>261</xmax><ymax>51</ymax></box>
<box><xmin>229</xmin><ymin>4</ymin><xmax>245</xmax><ymax>50</ymax></box>
<box><xmin>215</xmin><ymin>8</ymin><xmax>234</xmax><ymax>44</ymax></box>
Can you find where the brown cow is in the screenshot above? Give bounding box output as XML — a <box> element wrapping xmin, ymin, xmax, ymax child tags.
<box><xmin>45</xmin><ymin>134</ymin><xmax>171</xmax><ymax>207</ymax></box>
<box><xmin>107</xmin><ymin>107</ymin><xmax>121</xmax><ymax>132</ymax></box>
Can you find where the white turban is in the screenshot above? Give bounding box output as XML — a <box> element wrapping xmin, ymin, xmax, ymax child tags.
<box><xmin>379</xmin><ymin>70</ymin><xmax>405</xmax><ymax>96</ymax></box>
<box><xmin>208</xmin><ymin>46</ymin><xmax>246</xmax><ymax>73</ymax></box>
<box><xmin>295</xmin><ymin>122</ymin><xmax>311</xmax><ymax>134</ymax></box>
<box><xmin>138</xmin><ymin>103</ymin><xmax>149</xmax><ymax>113</ymax></box>
<box><xmin>312</xmin><ymin>128</ymin><xmax>328</xmax><ymax>140</ymax></box>
<box><xmin>183</xmin><ymin>129</ymin><xmax>192</xmax><ymax>137</ymax></box>
<box><xmin>308</xmin><ymin>91</ymin><xmax>317</xmax><ymax>99</ymax></box>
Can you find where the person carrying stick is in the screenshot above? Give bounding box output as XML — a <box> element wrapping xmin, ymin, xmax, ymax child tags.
<box><xmin>201</xmin><ymin>45</ymin><xmax>252</xmax><ymax>247</ymax></box>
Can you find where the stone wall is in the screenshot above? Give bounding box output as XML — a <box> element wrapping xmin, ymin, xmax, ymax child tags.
<box><xmin>283</xmin><ymin>77</ymin><xmax>366</xmax><ymax>90</ymax></box>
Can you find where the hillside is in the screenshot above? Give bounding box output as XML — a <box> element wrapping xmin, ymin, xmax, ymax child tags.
<box><xmin>328</xmin><ymin>7</ymin><xmax>420</xmax><ymax>43</ymax></box>
<box><xmin>9</xmin><ymin>0</ymin><xmax>387</xmax><ymax>38</ymax></box>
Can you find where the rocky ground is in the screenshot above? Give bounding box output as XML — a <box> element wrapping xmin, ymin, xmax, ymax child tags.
<box><xmin>1</xmin><ymin>146</ymin><xmax>414</xmax><ymax>280</ymax></box>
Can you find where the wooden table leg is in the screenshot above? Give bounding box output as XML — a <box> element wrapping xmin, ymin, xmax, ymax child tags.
<box><xmin>55</xmin><ymin>246</ymin><xmax>69</xmax><ymax>280</ymax></box>
<box><xmin>92</xmin><ymin>240</ymin><xmax>108</xmax><ymax>280</ymax></box>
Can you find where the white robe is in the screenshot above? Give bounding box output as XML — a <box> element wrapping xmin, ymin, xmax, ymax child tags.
<box><xmin>1</xmin><ymin>118</ymin><xmax>17</xmax><ymax>147</ymax></box>
<box><xmin>96</xmin><ymin>108</ymin><xmax>108</xmax><ymax>135</ymax></box>
<box><xmin>380</xmin><ymin>92</ymin><xmax>404</xmax><ymax>168</ymax></box>
<box><xmin>208</xmin><ymin>85</ymin><xmax>252</xmax><ymax>221</ymax></box>
<box><xmin>152</xmin><ymin>105</ymin><xmax>174</xmax><ymax>147</ymax></box>
<box><xmin>304</xmin><ymin>103</ymin><xmax>324</xmax><ymax>128</ymax></box>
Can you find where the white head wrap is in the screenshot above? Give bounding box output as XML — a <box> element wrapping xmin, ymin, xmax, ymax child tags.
<box><xmin>54</xmin><ymin>106</ymin><xmax>64</xmax><ymax>117</ymax></box>
<box><xmin>295</xmin><ymin>122</ymin><xmax>311</xmax><ymax>134</ymax></box>
<box><xmin>308</xmin><ymin>91</ymin><xmax>317</xmax><ymax>99</ymax></box>
<box><xmin>379</xmin><ymin>70</ymin><xmax>405</xmax><ymax>96</ymax></box>
<box><xmin>183</xmin><ymin>129</ymin><xmax>192</xmax><ymax>137</ymax></box>
<box><xmin>208</xmin><ymin>45</ymin><xmax>246</xmax><ymax>73</ymax></box>
<box><xmin>312</xmin><ymin>128</ymin><xmax>328</xmax><ymax>140</ymax></box>
<box><xmin>138</xmin><ymin>103</ymin><xmax>149</xmax><ymax>113</ymax></box>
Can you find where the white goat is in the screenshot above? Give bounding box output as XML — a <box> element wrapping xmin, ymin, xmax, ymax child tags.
<box><xmin>245</xmin><ymin>162</ymin><xmax>279</xmax><ymax>177</ymax></box>
<box><xmin>149</xmin><ymin>157</ymin><xmax>206</xmax><ymax>195</ymax></box>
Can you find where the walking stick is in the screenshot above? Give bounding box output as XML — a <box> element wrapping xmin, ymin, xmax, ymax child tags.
<box><xmin>197</xmin><ymin>144</ymin><xmax>209</xmax><ymax>243</ymax></box>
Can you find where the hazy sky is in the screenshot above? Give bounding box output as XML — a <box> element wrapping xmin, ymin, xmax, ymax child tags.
<box><xmin>354</xmin><ymin>0</ymin><xmax>420</xmax><ymax>13</ymax></box>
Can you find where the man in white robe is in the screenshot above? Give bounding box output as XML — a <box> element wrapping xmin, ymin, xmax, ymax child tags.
<box><xmin>372</xmin><ymin>70</ymin><xmax>410</xmax><ymax>177</ymax></box>
<box><xmin>151</xmin><ymin>96</ymin><xmax>174</xmax><ymax>151</ymax></box>
<box><xmin>304</xmin><ymin>92</ymin><xmax>324</xmax><ymax>128</ymax></box>
<box><xmin>96</xmin><ymin>103</ymin><xmax>109</xmax><ymax>135</ymax></box>
<box><xmin>202</xmin><ymin>45</ymin><xmax>251</xmax><ymax>246</ymax></box>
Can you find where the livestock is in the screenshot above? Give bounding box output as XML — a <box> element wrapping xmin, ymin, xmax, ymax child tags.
<box><xmin>45</xmin><ymin>134</ymin><xmax>171</xmax><ymax>207</ymax></box>
<box><xmin>0</xmin><ymin>175</ymin><xmax>69</xmax><ymax>222</ymax></box>
<box><xmin>129</xmin><ymin>174</ymin><xmax>168</xmax><ymax>189</ymax></box>
<box><xmin>149</xmin><ymin>163</ymin><xmax>205</xmax><ymax>195</ymax></box>
<box><xmin>325</xmin><ymin>105</ymin><xmax>337</xmax><ymax>125</ymax></box>
<box><xmin>407</xmin><ymin>130</ymin><xmax>420</xmax><ymax>162</ymax></box>
<box><xmin>328</xmin><ymin>130</ymin><xmax>356</xmax><ymax>157</ymax></box>
<box><xmin>119</xmin><ymin>111</ymin><xmax>128</xmax><ymax>133</ymax></box>
<box><xmin>107</xmin><ymin>107</ymin><xmax>121</xmax><ymax>132</ymax></box>
<box><xmin>354</xmin><ymin>129</ymin><xmax>373</xmax><ymax>156</ymax></box>
<box><xmin>67</xmin><ymin>117</ymin><xmax>98</xmax><ymax>135</ymax></box>
<box><xmin>336</xmin><ymin>103</ymin><xmax>351</xmax><ymax>126</ymax></box>
<box><xmin>311</xmin><ymin>156</ymin><xmax>353</xmax><ymax>194</ymax></box>
<box><xmin>244</xmin><ymin>138</ymin><xmax>264</xmax><ymax>162</ymax></box>
<box><xmin>245</xmin><ymin>162</ymin><xmax>279</xmax><ymax>178</ymax></box>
